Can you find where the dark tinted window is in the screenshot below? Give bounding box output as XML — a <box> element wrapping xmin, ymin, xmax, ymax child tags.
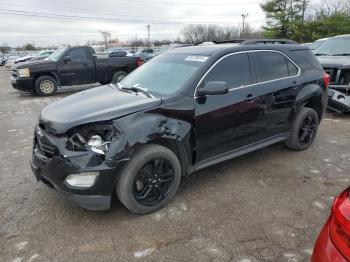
<box><xmin>68</xmin><ymin>48</ymin><xmax>88</xmax><ymax>62</ymax></box>
<box><xmin>286</xmin><ymin>59</ymin><xmax>298</xmax><ymax>76</ymax></box>
<box><xmin>109</xmin><ymin>51</ymin><xmax>126</xmax><ymax>58</ymax></box>
<box><xmin>252</xmin><ymin>52</ymin><xmax>289</xmax><ymax>82</ymax></box>
<box><xmin>203</xmin><ymin>53</ymin><xmax>252</xmax><ymax>88</ymax></box>
<box><xmin>291</xmin><ymin>49</ymin><xmax>323</xmax><ymax>72</ymax></box>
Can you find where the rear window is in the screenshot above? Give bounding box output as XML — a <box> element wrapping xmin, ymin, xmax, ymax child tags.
<box><xmin>252</xmin><ymin>51</ymin><xmax>290</xmax><ymax>82</ymax></box>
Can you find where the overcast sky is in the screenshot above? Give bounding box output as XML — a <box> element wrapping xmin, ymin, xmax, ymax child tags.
<box><xmin>0</xmin><ymin>0</ymin><xmax>267</xmax><ymax>47</ymax></box>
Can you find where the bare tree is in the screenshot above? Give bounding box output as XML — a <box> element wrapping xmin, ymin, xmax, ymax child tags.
<box><xmin>181</xmin><ymin>24</ymin><xmax>241</xmax><ymax>43</ymax></box>
<box><xmin>99</xmin><ymin>31</ymin><xmax>111</xmax><ymax>51</ymax></box>
<box><xmin>321</xmin><ymin>0</ymin><xmax>347</xmax><ymax>15</ymax></box>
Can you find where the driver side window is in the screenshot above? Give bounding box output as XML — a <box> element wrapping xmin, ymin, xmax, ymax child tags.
<box><xmin>203</xmin><ymin>53</ymin><xmax>252</xmax><ymax>89</ymax></box>
<box><xmin>68</xmin><ymin>49</ymin><xmax>88</xmax><ymax>62</ymax></box>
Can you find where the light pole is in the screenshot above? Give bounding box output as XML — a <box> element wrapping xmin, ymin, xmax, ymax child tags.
<box><xmin>146</xmin><ymin>24</ymin><xmax>151</xmax><ymax>47</ymax></box>
<box><xmin>241</xmin><ymin>13</ymin><xmax>248</xmax><ymax>38</ymax></box>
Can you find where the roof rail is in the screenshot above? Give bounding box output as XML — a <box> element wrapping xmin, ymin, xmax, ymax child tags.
<box><xmin>241</xmin><ymin>39</ymin><xmax>298</xmax><ymax>45</ymax></box>
<box><xmin>212</xmin><ymin>40</ymin><xmax>246</xmax><ymax>44</ymax></box>
<box><xmin>193</xmin><ymin>40</ymin><xmax>245</xmax><ymax>46</ymax></box>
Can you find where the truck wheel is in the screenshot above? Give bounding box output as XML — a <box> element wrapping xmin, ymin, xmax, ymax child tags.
<box><xmin>116</xmin><ymin>144</ymin><xmax>181</xmax><ymax>214</ymax></box>
<box><xmin>35</xmin><ymin>76</ymin><xmax>58</xmax><ymax>96</ymax></box>
<box><xmin>111</xmin><ymin>71</ymin><xmax>127</xmax><ymax>84</ymax></box>
<box><xmin>285</xmin><ymin>107</ymin><xmax>319</xmax><ymax>151</ymax></box>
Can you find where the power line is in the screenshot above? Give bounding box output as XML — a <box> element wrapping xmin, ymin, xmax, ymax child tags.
<box><xmin>0</xmin><ymin>1</ymin><xmax>261</xmax><ymax>20</ymax></box>
<box><xmin>0</xmin><ymin>8</ymin><xmax>265</xmax><ymax>24</ymax></box>
<box><xmin>0</xmin><ymin>0</ymin><xmax>261</xmax><ymax>7</ymax></box>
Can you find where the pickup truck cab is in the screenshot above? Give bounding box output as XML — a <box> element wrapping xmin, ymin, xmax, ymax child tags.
<box><xmin>31</xmin><ymin>40</ymin><xmax>328</xmax><ymax>213</ymax></box>
<box><xmin>11</xmin><ymin>46</ymin><xmax>142</xmax><ymax>96</ymax></box>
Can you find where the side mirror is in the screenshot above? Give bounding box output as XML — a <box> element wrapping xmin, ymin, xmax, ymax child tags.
<box><xmin>63</xmin><ymin>56</ymin><xmax>71</xmax><ymax>63</ymax></box>
<box><xmin>197</xmin><ymin>81</ymin><xmax>229</xmax><ymax>96</ymax></box>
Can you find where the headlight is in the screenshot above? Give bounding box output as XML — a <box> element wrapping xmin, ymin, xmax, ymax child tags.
<box><xmin>86</xmin><ymin>135</ymin><xmax>110</xmax><ymax>155</ymax></box>
<box><xmin>65</xmin><ymin>172</ymin><xmax>99</xmax><ymax>188</ymax></box>
<box><xmin>17</xmin><ymin>68</ymin><xmax>30</xmax><ymax>78</ymax></box>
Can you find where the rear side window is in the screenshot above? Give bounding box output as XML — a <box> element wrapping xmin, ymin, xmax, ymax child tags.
<box><xmin>203</xmin><ymin>53</ymin><xmax>252</xmax><ymax>88</ymax></box>
<box><xmin>286</xmin><ymin>59</ymin><xmax>299</xmax><ymax>76</ymax></box>
<box><xmin>68</xmin><ymin>49</ymin><xmax>88</xmax><ymax>62</ymax></box>
<box><xmin>252</xmin><ymin>51</ymin><xmax>291</xmax><ymax>82</ymax></box>
<box><xmin>291</xmin><ymin>49</ymin><xmax>323</xmax><ymax>72</ymax></box>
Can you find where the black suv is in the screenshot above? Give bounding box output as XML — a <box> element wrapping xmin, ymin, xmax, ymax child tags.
<box><xmin>31</xmin><ymin>40</ymin><xmax>328</xmax><ymax>213</ymax></box>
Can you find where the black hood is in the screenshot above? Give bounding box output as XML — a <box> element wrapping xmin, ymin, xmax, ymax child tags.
<box><xmin>15</xmin><ymin>59</ymin><xmax>56</xmax><ymax>70</ymax></box>
<box><xmin>39</xmin><ymin>85</ymin><xmax>161</xmax><ymax>134</ymax></box>
<box><xmin>317</xmin><ymin>56</ymin><xmax>350</xmax><ymax>69</ymax></box>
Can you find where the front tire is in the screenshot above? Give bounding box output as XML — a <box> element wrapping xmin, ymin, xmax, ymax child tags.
<box><xmin>116</xmin><ymin>144</ymin><xmax>181</xmax><ymax>214</ymax></box>
<box><xmin>111</xmin><ymin>71</ymin><xmax>127</xmax><ymax>84</ymax></box>
<box><xmin>285</xmin><ymin>107</ymin><xmax>319</xmax><ymax>151</ymax></box>
<box><xmin>34</xmin><ymin>76</ymin><xmax>58</xmax><ymax>96</ymax></box>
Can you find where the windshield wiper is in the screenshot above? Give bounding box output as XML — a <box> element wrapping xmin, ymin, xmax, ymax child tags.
<box><xmin>117</xmin><ymin>83</ymin><xmax>153</xmax><ymax>98</ymax></box>
<box><xmin>314</xmin><ymin>53</ymin><xmax>328</xmax><ymax>56</ymax></box>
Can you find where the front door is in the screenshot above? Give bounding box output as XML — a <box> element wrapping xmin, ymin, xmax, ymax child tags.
<box><xmin>195</xmin><ymin>53</ymin><xmax>263</xmax><ymax>162</ymax></box>
<box><xmin>58</xmin><ymin>48</ymin><xmax>94</xmax><ymax>86</ymax></box>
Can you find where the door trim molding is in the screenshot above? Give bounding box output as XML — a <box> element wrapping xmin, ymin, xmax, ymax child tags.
<box><xmin>189</xmin><ymin>132</ymin><xmax>290</xmax><ymax>173</ymax></box>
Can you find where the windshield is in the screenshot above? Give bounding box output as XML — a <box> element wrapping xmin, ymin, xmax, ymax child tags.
<box><xmin>119</xmin><ymin>53</ymin><xmax>208</xmax><ymax>96</ymax></box>
<box><xmin>309</xmin><ymin>40</ymin><xmax>326</xmax><ymax>50</ymax></box>
<box><xmin>315</xmin><ymin>37</ymin><xmax>350</xmax><ymax>56</ymax></box>
<box><xmin>45</xmin><ymin>48</ymin><xmax>66</xmax><ymax>61</ymax></box>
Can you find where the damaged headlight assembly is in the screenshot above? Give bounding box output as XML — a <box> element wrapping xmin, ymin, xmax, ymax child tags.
<box><xmin>66</xmin><ymin>122</ymin><xmax>116</xmax><ymax>156</ymax></box>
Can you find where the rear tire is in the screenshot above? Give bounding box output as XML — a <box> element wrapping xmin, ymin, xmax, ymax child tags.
<box><xmin>116</xmin><ymin>144</ymin><xmax>181</xmax><ymax>214</ymax></box>
<box><xmin>285</xmin><ymin>107</ymin><xmax>319</xmax><ymax>151</ymax></box>
<box><xmin>111</xmin><ymin>71</ymin><xmax>127</xmax><ymax>84</ymax></box>
<box><xmin>34</xmin><ymin>76</ymin><xmax>58</xmax><ymax>96</ymax></box>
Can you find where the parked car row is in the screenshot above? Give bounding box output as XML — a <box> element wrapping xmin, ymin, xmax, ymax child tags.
<box><xmin>10</xmin><ymin>45</ymin><xmax>142</xmax><ymax>95</ymax></box>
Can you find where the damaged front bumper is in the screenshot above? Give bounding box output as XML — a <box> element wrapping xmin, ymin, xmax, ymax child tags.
<box><xmin>30</xmin><ymin>126</ymin><xmax>124</xmax><ymax>210</ymax></box>
<box><xmin>327</xmin><ymin>89</ymin><xmax>350</xmax><ymax>113</ymax></box>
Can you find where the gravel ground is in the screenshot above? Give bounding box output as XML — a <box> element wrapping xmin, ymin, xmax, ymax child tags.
<box><xmin>0</xmin><ymin>67</ymin><xmax>349</xmax><ymax>262</ymax></box>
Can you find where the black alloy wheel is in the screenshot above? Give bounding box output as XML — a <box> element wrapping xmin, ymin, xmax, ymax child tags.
<box><xmin>298</xmin><ymin>115</ymin><xmax>317</xmax><ymax>146</ymax></box>
<box><xmin>285</xmin><ymin>107</ymin><xmax>319</xmax><ymax>151</ymax></box>
<box><xmin>116</xmin><ymin>144</ymin><xmax>181</xmax><ymax>214</ymax></box>
<box><xmin>133</xmin><ymin>158</ymin><xmax>175</xmax><ymax>206</ymax></box>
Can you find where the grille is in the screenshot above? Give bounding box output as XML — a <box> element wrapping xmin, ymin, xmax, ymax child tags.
<box><xmin>11</xmin><ymin>69</ymin><xmax>17</xmax><ymax>78</ymax></box>
<box><xmin>324</xmin><ymin>68</ymin><xmax>339</xmax><ymax>84</ymax></box>
<box><xmin>35</xmin><ymin>133</ymin><xmax>57</xmax><ymax>158</ymax></box>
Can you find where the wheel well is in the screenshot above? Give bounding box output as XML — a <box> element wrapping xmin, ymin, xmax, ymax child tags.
<box><xmin>304</xmin><ymin>99</ymin><xmax>323</xmax><ymax>121</ymax></box>
<box><xmin>146</xmin><ymin>138</ymin><xmax>191</xmax><ymax>177</ymax></box>
<box><xmin>33</xmin><ymin>72</ymin><xmax>59</xmax><ymax>87</ymax></box>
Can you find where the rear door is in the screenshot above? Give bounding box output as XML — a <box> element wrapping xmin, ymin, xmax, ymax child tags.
<box><xmin>57</xmin><ymin>47</ymin><xmax>95</xmax><ymax>85</ymax></box>
<box><xmin>249</xmin><ymin>51</ymin><xmax>300</xmax><ymax>136</ymax></box>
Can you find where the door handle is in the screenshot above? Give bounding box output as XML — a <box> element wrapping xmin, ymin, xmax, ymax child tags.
<box><xmin>245</xmin><ymin>94</ymin><xmax>255</xmax><ymax>103</ymax></box>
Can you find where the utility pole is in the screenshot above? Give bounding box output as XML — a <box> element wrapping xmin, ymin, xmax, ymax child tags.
<box><xmin>146</xmin><ymin>24</ymin><xmax>151</xmax><ymax>47</ymax></box>
<box><xmin>300</xmin><ymin>0</ymin><xmax>306</xmax><ymax>43</ymax></box>
<box><xmin>241</xmin><ymin>13</ymin><xmax>248</xmax><ymax>39</ymax></box>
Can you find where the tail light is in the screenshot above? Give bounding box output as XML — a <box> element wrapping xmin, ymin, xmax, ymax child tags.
<box><xmin>329</xmin><ymin>187</ymin><xmax>350</xmax><ymax>260</ymax></box>
<box><xmin>323</xmin><ymin>72</ymin><xmax>330</xmax><ymax>89</ymax></box>
<box><xmin>136</xmin><ymin>57</ymin><xmax>142</xmax><ymax>67</ymax></box>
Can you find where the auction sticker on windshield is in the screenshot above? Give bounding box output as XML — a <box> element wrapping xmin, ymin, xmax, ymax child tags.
<box><xmin>185</xmin><ymin>56</ymin><xmax>208</xmax><ymax>62</ymax></box>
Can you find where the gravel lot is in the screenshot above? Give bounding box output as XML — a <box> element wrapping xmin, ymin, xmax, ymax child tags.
<box><xmin>0</xmin><ymin>67</ymin><xmax>349</xmax><ymax>262</ymax></box>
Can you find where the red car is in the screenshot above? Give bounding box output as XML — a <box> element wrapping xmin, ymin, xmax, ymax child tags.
<box><xmin>312</xmin><ymin>186</ymin><xmax>350</xmax><ymax>261</ymax></box>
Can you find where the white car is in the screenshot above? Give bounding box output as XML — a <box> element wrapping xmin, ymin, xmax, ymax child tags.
<box><xmin>4</xmin><ymin>56</ymin><xmax>20</xmax><ymax>70</ymax></box>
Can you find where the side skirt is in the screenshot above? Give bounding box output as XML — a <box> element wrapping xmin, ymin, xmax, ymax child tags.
<box><xmin>189</xmin><ymin>132</ymin><xmax>290</xmax><ymax>174</ymax></box>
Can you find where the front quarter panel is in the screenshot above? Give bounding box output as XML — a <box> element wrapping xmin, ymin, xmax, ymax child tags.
<box><xmin>106</xmin><ymin>110</ymin><xmax>193</xmax><ymax>164</ymax></box>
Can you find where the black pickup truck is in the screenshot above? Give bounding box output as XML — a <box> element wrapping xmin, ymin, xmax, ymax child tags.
<box><xmin>11</xmin><ymin>46</ymin><xmax>142</xmax><ymax>96</ymax></box>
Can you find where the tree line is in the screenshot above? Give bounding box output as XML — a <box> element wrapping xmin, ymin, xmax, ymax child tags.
<box><xmin>261</xmin><ymin>0</ymin><xmax>350</xmax><ymax>42</ymax></box>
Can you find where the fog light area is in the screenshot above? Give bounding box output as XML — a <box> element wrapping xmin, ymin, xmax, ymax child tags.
<box><xmin>65</xmin><ymin>172</ymin><xmax>99</xmax><ymax>188</ymax></box>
